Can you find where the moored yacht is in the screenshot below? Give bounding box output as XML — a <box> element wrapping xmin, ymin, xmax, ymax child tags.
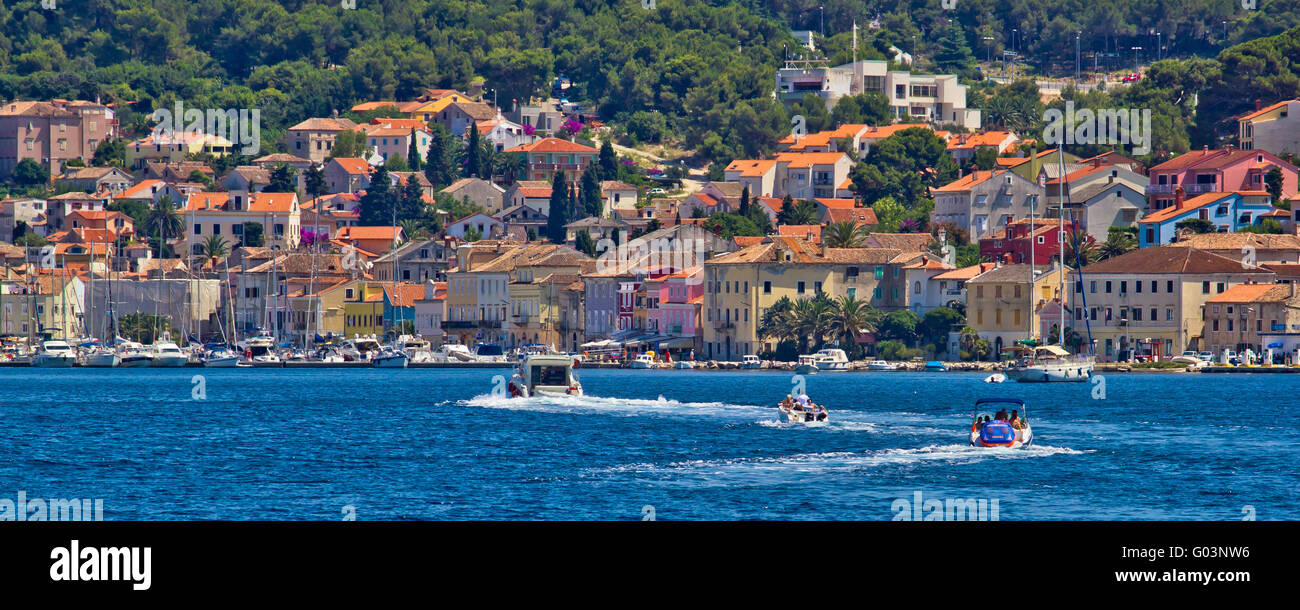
<box><xmin>793</xmin><ymin>354</ymin><xmax>819</xmax><ymax>375</ymax></box>
<box><xmin>1004</xmin><ymin>345</ymin><xmax>1094</xmax><ymax>383</ymax></box>
<box><xmin>507</xmin><ymin>354</ymin><xmax>583</xmax><ymax>397</ymax></box>
<box><xmin>372</xmin><ymin>346</ymin><xmax>409</xmax><ymax>368</ymax></box>
<box><xmin>150</xmin><ymin>342</ymin><xmax>189</xmax><ymax>367</ymax></box>
<box><xmin>31</xmin><ymin>340</ymin><xmax>78</xmax><ymax>368</ymax></box>
<box><xmin>629</xmin><ymin>353</ymin><xmax>657</xmax><ymax>369</ymax></box>
<box><xmin>82</xmin><ymin>346</ymin><xmax>121</xmax><ymax>368</ymax></box>
<box><xmin>867</xmin><ymin>360</ymin><xmax>899</xmax><ymax>371</ymax></box>
<box><xmin>118</xmin><ymin>342</ymin><xmax>153</xmax><ymax>367</ymax></box>
<box><xmin>741</xmin><ymin>354</ymin><xmax>762</xmax><ymax>369</ymax></box>
<box><xmin>811</xmin><ymin>348</ymin><xmax>850</xmax><ymax>372</ymax></box>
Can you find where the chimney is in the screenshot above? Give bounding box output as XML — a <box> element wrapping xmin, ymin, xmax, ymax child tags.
<box><xmin>1256</xmin><ymin>99</ymin><xmax>1262</xmax><ymax>112</ymax></box>
<box><xmin>1175</xmin><ymin>186</ymin><xmax>1186</xmax><ymax>209</ymax></box>
<box><xmin>1226</xmin><ymin>144</ymin><xmax>1234</xmax><ymax>153</ymax></box>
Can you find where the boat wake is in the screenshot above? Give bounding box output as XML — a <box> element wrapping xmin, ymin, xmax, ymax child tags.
<box><xmin>592</xmin><ymin>444</ymin><xmax>1087</xmax><ymax>485</ymax></box>
<box><xmin>459</xmin><ymin>393</ymin><xmax>770</xmax><ymax>420</ymax></box>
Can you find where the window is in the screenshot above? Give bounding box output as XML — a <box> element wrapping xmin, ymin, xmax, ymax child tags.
<box><xmin>1090</xmin><ymin>281</ymin><xmax>1097</xmax><ymax>294</ymax></box>
<box><xmin>1202</xmin><ymin>281</ymin><xmax>1210</xmax><ymax>294</ymax></box>
<box><xmin>763</xmin><ymin>281</ymin><xmax>772</xmax><ymax>294</ymax></box>
<box><xmin>914</xmin><ymin>281</ymin><xmax>921</xmax><ymax>294</ymax></box>
<box><xmin>194</xmin><ymin>224</ymin><xmax>202</xmax><ymax>235</ymax></box>
<box><xmin>1120</xmin><ymin>281</ymin><xmax>1127</xmax><ymax>294</ymax></box>
<box><xmin>1217</xmin><ymin>282</ymin><xmax>1225</xmax><ymax>293</ymax></box>
<box><xmin>874</xmin><ymin>266</ymin><xmax>884</xmax><ymax>279</ymax></box>
<box><xmin>797</xmin><ymin>281</ymin><xmax>805</xmax><ymax>294</ymax></box>
<box><xmin>814</xmin><ymin>281</ymin><xmax>823</xmax><ymax>293</ymax></box>
<box><xmin>1167</xmin><ymin>280</ymin><xmax>1174</xmax><ymax>293</ymax></box>
<box><xmin>1135</xmin><ymin>281</ymin><xmax>1142</xmax><ymax>293</ymax></box>
<box><xmin>1133</xmin><ymin>308</ymin><xmax>1142</xmax><ymax>321</ymax></box>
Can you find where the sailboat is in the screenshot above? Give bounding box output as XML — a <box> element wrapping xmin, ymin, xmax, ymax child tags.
<box><xmin>1006</xmin><ymin>147</ymin><xmax>1096</xmax><ymax>383</ymax></box>
<box><xmin>84</xmin><ymin>236</ymin><xmax>120</xmax><ymax>367</ymax></box>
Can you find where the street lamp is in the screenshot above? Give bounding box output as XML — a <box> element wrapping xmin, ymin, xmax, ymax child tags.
<box><xmin>819</xmin><ymin>6</ymin><xmax>824</xmax><ymax>38</ymax></box>
<box><xmin>983</xmin><ymin>36</ymin><xmax>994</xmax><ymax>66</ymax></box>
<box><xmin>1156</xmin><ymin>32</ymin><xmax>1162</xmax><ymax>61</ymax></box>
<box><xmin>1131</xmin><ymin>46</ymin><xmax>1142</xmax><ymax>74</ymax></box>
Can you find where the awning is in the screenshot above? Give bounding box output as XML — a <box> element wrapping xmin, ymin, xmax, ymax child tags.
<box><xmin>656</xmin><ymin>336</ymin><xmax>695</xmax><ymax>349</ymax></box>
<box><xmin>1268</xmin><ymin>342</ymin><xmax>1283</xmax><ymax>348</ymax></box>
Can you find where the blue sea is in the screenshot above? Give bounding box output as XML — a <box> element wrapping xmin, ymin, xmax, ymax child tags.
<box><xmin>1</xmin><ymin>368</ymin><xmax>1296</xmax><ymax>520</ymax></box>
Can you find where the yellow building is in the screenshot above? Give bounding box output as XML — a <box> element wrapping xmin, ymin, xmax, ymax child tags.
<box><xmin>442</xmin><ymin>240</ymin><xmax>523</xmax><ymax>346</ymax></box>
<box><xmin>343</xmin><ymin>282</ymin><xmax>386</xmax><ymax>337</ymax></box>
<box><xmin>966</xmin><ymin>263</ymin><xmax>1064</xmax><ymax>354</ymax></box>
<box><xmin>1067</xmin><ymin>246</ymin><xmax>1275</xmax><ymax>360</ymax></box>
<box><xmin>701</xmin><ymin>236</ymin><xmax>921</xmax><ymax>360</ymax></box>
<box><xmin>126</xmin><ymin>132</ymin><xmax>233</xmax><ymax>171</ymax></box>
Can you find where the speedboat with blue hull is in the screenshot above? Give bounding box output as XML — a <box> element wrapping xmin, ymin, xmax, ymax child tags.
<box><xmin>969</xmin><ymin>398</ymin><xmax>1033</xmax><ymax>448</ymax></box>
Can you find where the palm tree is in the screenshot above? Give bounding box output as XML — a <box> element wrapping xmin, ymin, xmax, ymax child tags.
<box><xmin>822</xmin><ymin>220</ymin><xmax>869</xmax><ymax>248</ymax></box>
<box><xmin>499</xmin><ymin>154</ymin><xmax>527</xmax><ymax>185</ymax></box>
<box><xmin>791</xmin><ymin>295</ymin><xmax>834</xmax><ymax>353</ymax></box>
<box><xmin>1098</xmin><ymin>231</ymin><xmax>1137</xmax><ymax>260</ymax></box>
<box><xmin>143</xmin><ymin>196</ymin><xmax>183</xmax><ymax>258</ymax></box>
<box><xmin>825</xmin><ymin>293</ymin><xmax>880</xmax><ymax>352</ymax></box>
<box><xmin>197</xmin><ymin>234</ymin><xmax>230</xmax><ymax>269</ymax></box>
<box><xmin>1061</xmin><ymin>237</ymin><xmax>1099</xmax><ymax>269</ymax></box>
<box><xmin>781</xmin><ymin>199</ymin><xmax>821</xmax><ymax>226</ymax></box>
<box><xmin>757</xmin><ymin>296</ymin><xmax>797</xmax><ymax>345</ymax></box>
<box><xmin>958</xmin><ymin>325</ymin><xmax>980</xmax><ymax>360</ymax></box>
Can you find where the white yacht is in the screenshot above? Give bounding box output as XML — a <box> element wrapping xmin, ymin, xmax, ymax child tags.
<box><xmin>31</xmin><ymin>340</ymin><xmax>78</xmax><ymax>368</ymax></box>
<box><xmin>118</xmin><ymin>341</ymin><xmax>154</xmax><ymax>367</ymax></box>
<box><xmin>793</xmin><ymin>354</ymin><xmax>819</xmax><ymax>375</ymax></box>
<box><xmin>473</xmin><ymin>343</ymin><xmax>508</xmax><ymax>363</ymax></box>
<box><xmin>399</xmin><ymin>336</ymin><xmax>433</xmax><ymax>363</ymax></box>
<box><xmin>1004</xmin><ymin>345</ymin><xmax>1094</xmax><ymax>383</ymax></box>
<box><xmin>433</xmin><ymin>343</ymin><xmax>476</xmax><ymax>362</ymax></box>
<box><xmin>150</xmin><ymin>342</ymin><xmax>189</xmax><ymax>367</ymax></box>
<box><xmin>811</xmin><ymin>348</ymin><xmax>850</xmax><ymax>372</ymax></box>
<box><xmin>82</xmin><ymin>346</ymin><xmax>121</xmax><ymax>368</ymax></box>
<box><xmin>352</xmin><ymin>336</ymin><xmax>382</xmax><ymax>361</ymax></box>
<box><xmin>741</xmin><ymin>354</ymin><xmax>762</xmax><ymax>369</ymax></box>
<box><xmin>203</xmin><ymin>348</ymin><xmax>243</xmax><ymax>368</ymax></box>
<box><xmin>372</xmin><ymin>346</ymin><xmax>409</xmax><ymax>368</ymax></box>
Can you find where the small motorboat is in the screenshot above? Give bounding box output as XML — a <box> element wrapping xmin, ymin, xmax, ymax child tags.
<box><xmin>31</xmin><ymin>340</ymin><xmax>78</xmax><ymax>368</ymax></box>
<box><xmin>150</xmin><ymin>342</ymin><xmax>189</xmax><ymax>367</ymax></box>
<box><xmin>203</xmin><ymin>348</ymin><xmax>243</xmax><ymax>368</ymax></box>
<box><xmin>741</xmin><ymin>355</ymin><xmax>762</xmax><ymax>369</ymax></box>
<box><xmin>924</xmin><ymin>361</ymin><xmax>947</xmax><ymax>372</ymax></box>
<box><xmin>629</xmin><ymin>353</ymin><xmax>657</xmax><ymax>369</ymax></box>
<box><xmin>969</xmin><ymin>398</ymin><xmax>1033</xmax><ymax>448</ymax></box>
<box><xmin>674</xmin><ymin>360</ymin><xmax>694</xmax><ymax>369</ymax></box>
<box><xmin>776</xmin><ymin>397</ymin><xmax>829</xmax><ymax>424</ymax></box>
<box><xmin>811</xmin><ymin>348</ymin><xmax>850</xmax><ymax>372</ymax></box>
<box><xmin>867</xmin><ymin>360</ymin><xmax>899</xmax><ymax>371</ymax></box>
<box><xmin>118</xmin><ymin>342</ymin><xmax>154</xmax><ymax>367</ymax></box>
<box><xmin>82</xmin><ymin>346</ymin><xmax>121</xmax><ymax>368</ymax></box>
<box><xmin>984</xmin><ymin>373</ymin><xmax>1007</xmax><ymax>383</ymax></box>
<box><xmin>508</xmin><ymin>354</ymin><xmax>582</xmax><ymax>397</ymax></box>
<box><xmin>373</xmin><ymin>346</ymin><xmax>409</xmax><ymax>368</ymax></box>
<box><xmin>793</xmin><ymin>354</ymin><xmax>819</xmax><ymax>375</ymax></box>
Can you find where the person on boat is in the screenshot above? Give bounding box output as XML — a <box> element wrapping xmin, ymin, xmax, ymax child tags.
<box><xmin>813</xmin><ymin>403</ymin><xmax>828</xmax><ymax>421</ymax></box>
<box><xmin>780</xmin><ymin>395</ymin><xmax>795</xmax><ymax>411</ymax></box>
<box><xmin>995</xmin><ymin>407</ymin><xmax>1009</xmax><ymax>421</ymax></box>
<box><xmin>1009</xmin><ymin>410</ymin><xmax>1022</xmax><ymax>429</ymax></box>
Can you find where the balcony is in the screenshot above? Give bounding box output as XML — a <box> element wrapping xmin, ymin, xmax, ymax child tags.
<box><xmin>712</xmin><ymin>321</ymin><xmax>735</xmax><ymax>330</ymax></box>
<box><xmin>1148</xmin><ymin>184</ymin><xmax>1175</xmax><ymax>194</ymax></box>
<box><xmin>441</xmin><ymin>320</ymin><xmax>475</xmax><ymax>329</ymax></box>
<box><xmin>530</xmin><ymin>162</ymin><xmax>584</xmax><ymax>173</ymax></box>
<box><xmin>1184</xmin><ymin>183</ymin><xmax>1218</xmax><ymax>195</ymax></box>
<box><xmin>478</xmin><ymin>320</ymin><xmax>502</xmax><ymax>329</ymax></box>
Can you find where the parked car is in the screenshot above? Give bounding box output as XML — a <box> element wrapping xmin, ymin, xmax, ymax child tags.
<box><xmin>1122</xmin><ymin>72</ymin><xmax>1142</xmax><ymax>83</ymax></box>
<box><xmin>1197</xmin><ymin>351</ymin><xmax>1213</xmax><ymax>362</ymax></box>
<box><xmin>647</xmin><ymin>187</ymin><xmax>667</xmax><ymax>195</ymax></box>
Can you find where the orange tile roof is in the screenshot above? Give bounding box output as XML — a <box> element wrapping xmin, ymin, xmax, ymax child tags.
<box><xmin>860</xmin><ymin>123</ymin><xmax>936</xmax><ymax>140</ymax></box>
<box><xmin>331</xmin><ymin>158</ymin><xmax>372</xmax><ymax>175</ymax></box>
<box><xmin>934</xmin><ymin>170</ymin><xmax>1002</xmax><ymax>192</ymax></box>
<box><xmin>504</xmin><ymin>137</ymin><xmax>598</xmax><ymax>154</ymax></box>
<box><xmin>825</xmin><ymin>207</ymin><xmax>878</xmax><ymax>225</ymax></box>
<box><xmin>350</xmin><ymin>102</ymin><xmax>400</xmax><ymax>112</ymax></box>
<box><xmin>338</xmin><ymin>226</ymin><xmax>401</xmax><ymax>241</ymax></box>
<box><xmin>777</xmin><ymin>224</ymin><xmax>822</xmax><ymax>243</ymax></box>
<box><xmin>247</xmin><ymin>193</ymin><xmax>297</xmax><ymax>213</ymax></box>
<box><xmin>724</xmin><ymin>159</ymin><xmax>778</xmax><ymax>177</ymax></box>
<box><xmin>932</xmin><ymin>262</ymin><xmax>997</xmax><ymax>280</ymax></box>
<box><xmin>1239</xmin><ymin>100</ymin><xmax>1294</xmax><ymax>122</ymax></box>
<box><xmin>947</xmin><ymin>131</ymin><xmax>1016</xmax><ymax>150</ymax></box>
<box><xmin>383</xmin><ymin>283</ymin><xmax>426</xmax><ymax>307</ymax></box>
<box><xmin>815</xmin><ymin>198</ymin><xmax>856</xmax><ymax>209</ymax></box>
<box><xmin>774</xmin><ymin>151</ymin><xmax>849</xmax><ymax>168</ymax></box>
<box><xmin>1206</xmin><ymin>283</ymin><xmax>1290</xmax><ymax>303</ymax></box>
<box><xmin>1137</xmin><ymin>192</ymin><xmax>1235</xmax><ymax>224</ymax></box>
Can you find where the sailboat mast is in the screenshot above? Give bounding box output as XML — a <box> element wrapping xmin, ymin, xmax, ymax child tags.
<box><xmin>1058</xmin><ymin>146</ymin><xmax>1067</xmax><ymax>346</ymax></box>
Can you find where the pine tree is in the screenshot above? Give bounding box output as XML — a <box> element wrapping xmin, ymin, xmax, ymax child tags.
<box><xmin>424</xmin><ymin>124</ymin><xmax>456</xmax><ymax>188</ymax></box>
<box><xmin>740</xmin><ymin>184</ymin><xmax>750</xmax><ymax>215</ymax></box>
<box><xmin>464</xmin><ymin>126</ymin><xmax>481</xmax><ymax>178</ymax></box>
<box><xmin>546</xmin><ymin>171</ymin><xmax>570</xmax><ymax>244</ymax></box>
<box><xmin>579</xmin><ymin>169</ymin><xmax>602</xmax><ymax>218</ymax></box>
<box><xmin>360</xmin><ymin>164</ymin><xmax>395</xmax><ymax>226</ymax></box>
<box><xmin>408</xmin><ymin>128</ymin><xmax>422</xmax><ymax>172</ymax></box>
<box><xmin>599</xmin><ymin>139</ymin><xmax>617</xmax><ymax>178</ymax></box>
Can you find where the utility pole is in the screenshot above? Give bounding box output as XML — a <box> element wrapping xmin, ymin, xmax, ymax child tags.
<box><xmin>1075</xmin><ymin>32</ymin><xmax>1081</xmax><ymax>83</ymax></box>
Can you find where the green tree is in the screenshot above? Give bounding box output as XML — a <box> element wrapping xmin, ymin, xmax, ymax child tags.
<box><xmin>242</xmin><ymin>222</ymin><xmax>265</xmax><ymax>247</ymax></box>
<box><xmin>1266</xmin><ymin>167</ymin><xmax>1284</xmax><ymax>205</ymax></box>
<box><xmin>360</xmin><ymin>165</ymin><xmax>396</xmax><ymax>226</ymax></box>
<box><xmin>919</xmin><ymin>307</ymin><xmax>964</xmax><ymax>351</ymax></box>
<box><xmin>464</xmin><ymin>125</ymin><xmax>481</xmax><ymax>178</ymax></box>
<box><xmin>329</xmin><ymin>130</ymin><xmax>366</xmax><ymax>160</ymax></box>
<box><xmin>822</xmin><ymin>220</ymin><xmax>869</xmax><ymax>248</ymax></box>
<box><xmin>579</xmin><ymin>169</ymin><xmax>602</xmax><ymax>218</ymax></box>
<box><xmin>197</xmin><ymin>234</ymin><xmax>230</xmax><ymax>268</ymax></box>
<box><xmin>546</xmin><ymin>172</ymin><xmax>570</xmax><ymax>244</ymax></box>
<box><xmin>142</xmin><ymin>196</ymin><xmax>183</xmax><ymax>258</ymax></box>
<box><xmin>12</xmin><ymin>159</ymin><xmax>49</xmax><ymax>186</ymax></box>
<box><xmin>778</xmin><ymin>199</ymin><xmax>820</xmax><ymax>226</ymax></box>
<box><xmin>384</xmin><ymin>153</ymin><xmax>409</xmax><ymax>172</ymax></box>
<box><xmin>91</xmin><ymin>139</ymin><xmax>125</xmax><ymax>168</ymax></box>
<box><xmin>423</xmin><ymin>124</ymin><xmax>459</xmax><ymax>188</ymax></box>
<box><xmin>877</xmin><ymin>310</ymin><xmax>920</xmax><ymax>346</ymax></box>
<box><xmin>267</xmin><ymin>164</ymin><xmax>296</xmax><ymax>192</ymax></box>
<box><xmin>574</xmin><ymin>229</ymin><xmax>596</xmax><ymax>256</ymax></box>
<box><xmin>304</xmin><ymin>164</ymin><xmax>327</xmax><ymax>202</ymax></box>
<box><xmin>407</xmin><ymin>128</ymin><xmax>422</xmax><ymax>172</ymax></box>
<box><xmin>599</xmin><ymin>140</ymin><xmax>617</xmax><ymax>178</ymax></box>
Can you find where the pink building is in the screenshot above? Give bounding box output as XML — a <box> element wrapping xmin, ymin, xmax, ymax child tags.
<box><xmin>0</xmin><ymin>100</ymin><xmax>117</xmax><ymax>179</ymax></box>
<box><xmin>1147</xmin><ymin>146</ymin><xmax>1299</xmax><ymax>214</ymax></box>
<box><xmin>645</xmin><ymin>267</ymin><xmax>704</xmax><ymax>339</ymax></box>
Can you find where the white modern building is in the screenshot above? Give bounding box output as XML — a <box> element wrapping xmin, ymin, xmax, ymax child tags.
<box><xmin>775</xmin><ymin>59</ymin><xmax>981</xmax><ymax>130</ymax></box>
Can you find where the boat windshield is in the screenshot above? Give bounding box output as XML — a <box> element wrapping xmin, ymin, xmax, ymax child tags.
<box><xmin>476</xmin><ymin>344</ymin><xmax>505</xmax><ymax>356</ymax></box>
<box><xmin>531</xmin><ymin>365</ymin><xmax>569</xmax><ymax>386</ymax></box>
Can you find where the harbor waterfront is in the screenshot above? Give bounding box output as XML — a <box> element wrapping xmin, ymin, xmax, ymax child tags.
<box><xmin>2</xmin><ymin>368</ymin><xmax>1294</xmax><ymax>520</ymax></box>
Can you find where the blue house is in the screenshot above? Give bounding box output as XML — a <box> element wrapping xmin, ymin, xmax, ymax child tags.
<box><xmin>382</xmin><ymin>284</ymin><xmax>422</xmax><ymax>335</ymax></box>
<box><xmin>1138</xmin><ymin>191</ymin><xmax>1279</xmax><ymax>247</ymax></box>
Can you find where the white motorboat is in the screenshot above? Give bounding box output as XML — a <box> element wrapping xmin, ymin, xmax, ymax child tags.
<box><xmin>82</xmin><ymin>346</ymin><xmax>121</xmax><ymax>368</ymax></box>
<box><xmin>474</xmin><ymin>343</ymin><xmax>508</xmax><ymax>363</ymax></box>
<box><xmin>776</xmin><ymin>397</ymin><xmax>829</xmax><ymax>423</ymax></box>
<box><xmin>673</xmin><ymin>360</ymin><xmax>694</xmax><ymax>369</ymax></box>
<box><xmin>118</xmin><ymin>342</ymin><xmax>154</xmax><ymax>367</ymax></box>
<box><xmin>984</xmin><ymin>373</ymin><xmax>1007</xmax><ymax>383</ymax></box>
<box><xmin>1171</xmin><ymin>351</ymin><xmax>1202</xmax><ymax>365</ymax></box>
<box><xmin>629</xmin><ymin>353</ymin><xmax>657</xmax><ymax>369</ymax></box>
<box><xmin>203</xmin><ymin>348</ymin><xmax>243</xmax><ymax>368</ymax></box>
<box><xmin>31</xmin><ymin>340</ymin><xmax>78</xmax><ymax>368</ymax></box>
<box><xmin>150</xmin><ymin>342</ymin><xmax>189</xmax><ymax>367</ymax></box>
<box><xmin>741</xmin><ymin>354</ymin><xmax>762</xmax><ymax>369</ymax></box>
<box><xmin>399</xmin><ymin>335</ymin><xmax>433</xmax><ymax>363</ymax></box>
<box><xmin>867</xmin><ymin>360</ymin><xmax>899</xmax><ymax>371</ymax></box>
<box><xmin>312</xmin><ymin>346</ymin><xmax>347</xmax><ymax>363</ymax></box>
<box><xmin>793</xmin><ymin>354</ymin><xmax>819</xmax><ymax>375</ymax></box>
<box><xmin>373</xmin><ymin>346</ymin><xmax>409</xmax><ymax>368</ymax></box>
<box><xmin>970</xmin><ymin>398</ymin><xmax>1033</xmax><ymax>448</ymax></box>
<box><xmin>1004</xmin><ymin>345</ymin><xmax>1094</xmax><ymax>383</ymax></box>
<box><xmin>508</xmin><ymin>354</ymin><xmax>583</xmax><ymax>397</ymax></box>
<box><xmin>811</xmin><ymin>348</ymin><xmax>850</xmax><ymax>372</ymax></box>
<box><xmin>433</xmin><ymin>343</ymin><xmax>476</xmax><ymax>362</ymax></box>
